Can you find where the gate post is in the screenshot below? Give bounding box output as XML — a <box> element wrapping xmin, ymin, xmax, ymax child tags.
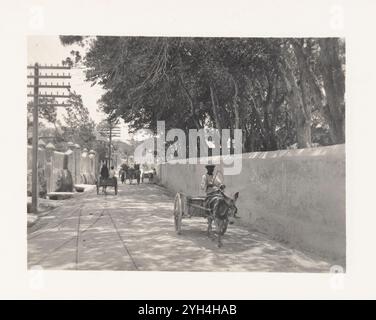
<box><xmin>46</xmin><ymin>142</ymin><xmax>55</xmax><ymax>193</ymax></box>
<box><xmin>74</xmin><ymin>144</ymin><xmax>81</xmax><ymax>184</ymax></box>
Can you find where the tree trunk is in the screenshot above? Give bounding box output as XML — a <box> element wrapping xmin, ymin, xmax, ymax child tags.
<box><xmin>262</xmin><ymin>74</ymin><xmax>280</xmax><ymax>150</ymax></box>
<box><xmin>318</xmin><ymin>38</ymin><xmax>345</xmax><ymax>144</ymax></box>
<box><xmin>209</xmin><ymin>84</ymin><xmax>222</xmax><ymax>132</ymax></box>
<box><xmin>230</xmin><ymin>75</ymin><xmax>240</xmax><ymax>129</ymax></box>
<box><xmin>244</xmin><ymin>76</ymin><xmax>268</xmax><ymax>150</ymax></box>
<box><xmin>291</xmin><ymin>41</ymin><xmax>317</xmax><ymax>149</ymax></box>
<box><xmin>178</xmin><ymin>74</ymin><xmax>200</xmax><ymax>130</ymax></box>
<box><xmin>280</xmin><ymin>45</ymin><xmax>312</xmax><ymax>149</ymax></box>
<box><xmin>177</xmin><ymin>49</ymin><xmax>201</xmax><ymax>130</ymax></box>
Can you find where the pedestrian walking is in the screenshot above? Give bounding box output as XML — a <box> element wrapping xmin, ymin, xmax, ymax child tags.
<box><xmin>100</xmin><ymin>163</ymin><xmax>109</xmax><ymax>193</ymax></box>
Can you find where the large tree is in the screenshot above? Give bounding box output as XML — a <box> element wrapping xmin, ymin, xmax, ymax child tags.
<box><xmin>60</xmin><ymin>36</ymin><xmax>345</xmax><ymax>152</ymax></box>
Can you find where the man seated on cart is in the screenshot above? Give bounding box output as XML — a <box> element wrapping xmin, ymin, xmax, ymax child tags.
<box><xmin>201</xmin><ymin>164</ymin><xmax>226</xmax><ymax>210</ymax></box>
<box><xmin>201</xmin><ymin>164</ymin><xmax>224</xmax><ymax>195</ymax></box>
<box><xmin>201</xmin><ymin>164</ymin><xmax>238</xmax><ymax>222</ymax></box>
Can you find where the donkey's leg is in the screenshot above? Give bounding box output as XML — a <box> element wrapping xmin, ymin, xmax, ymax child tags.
<box><xmin>207</xmin><ymin>217</ymin><xmax>213</xmax><ymax>237</ymax></box>
<box><xmin>217</xmin><ymin>234</ymin><xmax>223</xmax><ymax>247</ymax></box>
<box><xmin>217</xmin><ymin>220</ymin><xmax>223</xmax><ymax>247</ymax></box>
<box><xmin>214</xmin><ymin>218</ymin><xmax>224</xmax><ymax>247</ymax></box>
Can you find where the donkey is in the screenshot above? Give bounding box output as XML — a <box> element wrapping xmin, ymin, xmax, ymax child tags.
<box><xmin>206</xmin><ymin>191</ymin><xmax>239</xmax><ymax>247</ymax></box>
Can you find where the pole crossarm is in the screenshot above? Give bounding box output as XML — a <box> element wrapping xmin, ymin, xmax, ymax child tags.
<box><xmin>99</xmin><ymin>134</ymin><xmax>121</xmax><ymax>137</ymax></box>
<box><xmin>27</xmin><ymin>65</ymin><xmax>71</xmax><ymax>70</ymax></box>
<box><xmin>27</xmin><ymin>94</ymin><xmax>72</xmax><ymax>98</ymax></box>
<box><xmin>28</xmin><ymin>94</ymin><xmax>72</xmax><ymax>98</ymax></box>
<box><xmin>101</xmin><ymin>134</ymin><xmax>121</xmax><ymax>136</ymax></box>
<box><xmin>99</xmin><ymin>127</ymin><xmax>121</xmax><ymax>131</ymax></box>
<box><xmin>28</xmin><ymin>85</ymin><xmax>71</xmax><ymax>89</ymax></box>
<box><xmin>38</xmin><ymin>104</ymin><xmax>72</xmax><ymax>107</ymax></box>
<box><xmin>101</xmin><ymin>135</ymin><xmax>121</xmax><ymax>138</ymax></box>
<box><xmin>27</xmin><ymin>75</ymin><xmax>71</xmax><ymax>79</ymax></box>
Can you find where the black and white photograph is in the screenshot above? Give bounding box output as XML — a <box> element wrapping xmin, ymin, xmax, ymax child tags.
<box><xmin>26</xmin><ymin>35</ymin><xmax>345</xmax><ymax>272</ymax></box>
<box><xmin>1</xmin><ymin>0</ymin><xmax>376</xmax><ymax>301</ymax></box>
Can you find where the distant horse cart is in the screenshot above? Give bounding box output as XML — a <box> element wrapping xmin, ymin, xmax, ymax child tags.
<box><xmin>126</xmin><ymin>166</ymin><xmax>141</xmax><ymax>184</ymax></box>
<box><xmin>96</xmin><ymin>177</ymin><xmax>118</xmax><ymax>195</ymax></box>
<box><xmin>173</xmin><ymin>191</ymin><xmax>239</xmax><ymax>247</ymax></box>
<box><xmin>141</xmin><ymin>170</ymin><xmax>154</xmax><ymax>183</ymax></box>
<box><xmin>120</xmin><ymin>163</ymin><xmax>145</xmax><ymax>185</ymax></box>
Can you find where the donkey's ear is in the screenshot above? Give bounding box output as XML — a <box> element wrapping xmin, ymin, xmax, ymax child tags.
<box><xmin>234</xmin><ymin>192</ymin><xmax>239</xmax><ymax>200</ymax></box>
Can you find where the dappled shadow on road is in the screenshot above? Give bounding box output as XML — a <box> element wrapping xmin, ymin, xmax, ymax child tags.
<box><xmin>101</xmin><ymin>185</ymin><xmax>330</xmax><ymax>272</ymax></box>
<box><xmin>28</xmin><ymin>183</ymin><xmax>331</xmax><ymax>272</ymax></box>
<box><xmin>114</xmin><ymin>212</ymin><xmax>330</xmax><ymax>272</ymax></box>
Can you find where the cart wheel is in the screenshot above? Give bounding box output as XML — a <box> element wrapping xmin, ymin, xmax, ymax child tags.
<box><xmin>174</xmin><ymin>193</ymin><xmax>183</xmax><ymax>235</ymax></box>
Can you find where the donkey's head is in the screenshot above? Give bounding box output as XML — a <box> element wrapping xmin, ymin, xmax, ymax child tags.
<box><xmin>225</xmin><ymin>191</ymin><xmax>239</xmax><ymax>218</ymax></box>
<box><xmin>214</xmin><ymin>191</ymin><xmax>239</xmax><ymax>219</ymax></box>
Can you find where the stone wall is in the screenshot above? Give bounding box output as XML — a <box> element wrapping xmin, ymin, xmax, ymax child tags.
<box><xmin>157</xmin><ymin>144</ymin><xmax>346</xmax><ymax>263</ymax></box>
<box><xmin>27</xmin><ymin>141</ymin><xmax>98</xmax><ymax>195</ymax></box>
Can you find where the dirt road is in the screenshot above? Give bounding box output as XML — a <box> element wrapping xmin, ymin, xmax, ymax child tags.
<box><xmin>28</xmin><ymin>183</ymin><xmax>331</xmax><ymax>272</ymax></box>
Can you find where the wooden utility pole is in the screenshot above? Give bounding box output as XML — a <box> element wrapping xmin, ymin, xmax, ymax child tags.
<box><xmin>109</xmin><ymin>126</ymin><xmax>112</xmax><ymax>168</ymax></box>
<box><xmin>28</xmin><ymin>63</ymin><xmax>72</xmax><ymax>213</ymax></box>
<box><xmin>99</xmin><ymin>119</ymin><xmax>120</xmax><ymax>168</ymax></box>
<box><xmin>31</xmin><ymin>63</ymin><xmax>39</xmax><ymax>214</ymax></box>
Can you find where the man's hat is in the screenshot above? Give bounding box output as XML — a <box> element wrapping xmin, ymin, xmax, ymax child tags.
<box><xmin>205</xmin><ymin>164</ymin><xmax>216</xmax><ymax>169</ymax></box>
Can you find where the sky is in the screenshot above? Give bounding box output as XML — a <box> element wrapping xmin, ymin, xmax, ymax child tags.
<box><xmin>27</xmin><ymin>35</ymin><xmax>133</xmax><ymax>142</ymax></box>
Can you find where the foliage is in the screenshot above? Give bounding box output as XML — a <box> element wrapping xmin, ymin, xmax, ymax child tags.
<box><xmin>60</xmin><ymin>36</ymin><xmax>345</xmax><ymax>151</ymax></box>
<box><xmin>61</xmin><ymin>91</ymin><xmax>97</xmax><ymax>149</ymax></box>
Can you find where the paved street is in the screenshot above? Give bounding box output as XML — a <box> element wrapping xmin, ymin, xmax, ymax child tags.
<box><xmin>28</xmin><ymin>183</ymin><xmax>332</xmax><ymax>272</ymax></box>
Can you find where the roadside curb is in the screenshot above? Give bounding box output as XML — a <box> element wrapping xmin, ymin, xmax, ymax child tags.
<box><xmin>27</xmin><ymin>184</ymin><xmax>97</xmax><ymax>229</ymax></box>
